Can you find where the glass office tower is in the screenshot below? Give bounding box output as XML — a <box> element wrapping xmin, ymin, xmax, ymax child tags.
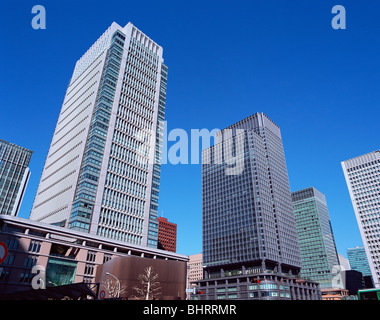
<box><xmin>292</xmin><ymin>187</ymin><xmax>342</xmax><ymax>288</ymax></box>
<box><xmin>202</xmin><ymin>112</ymin><xmax>301</xmax><ymax>275</ymax></box>
<box><xmin>347</xmin><ymin>247</ymin><xmax>372</xmax><ymax>278</ymax></box>
<box><xmin>194</xmin><ymin>113</ymin><xmax>320</xmax><ymax>300</ymax></box>
<box><xmin>29</xmin><ymin>22</ymin><xmax>167</xmax><ymax>248</ymax></box>
<box><xmin>342</xmin><ymin>150</ymin><xmax>380</xmax><ymax>288</ymax></box>
<box><xmin>0</xmin><ymin>139</ymin><xmax>32</xmax><ymax>216</ymax></box>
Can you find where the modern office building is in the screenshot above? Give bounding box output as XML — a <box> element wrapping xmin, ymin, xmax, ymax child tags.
<box><xmin>194</xmin><ymin>113</ymin><xmax>320</xmax><ymax>300</ymax></box>
<box><xmin>29</xmin><ymin>22</ymin><xmax>167</xmax><ymax>249</ymax></box>
<box><xmin>292</xmin><ymin>187</ymin><xmax>342</xmax><ymax>289</ymax></box>
<box><xmin>0</xmin><ymin>139</ymin><xmax>33</xmax><ymax>216</ymax></box>
<box><xmin>0</xmin><ymin>214</ymin><xmax>187</xmax><ymax>296</ymax></box>
<box><xmin>157</xmin><ymin>217</ymin><xmax>177</xmax><ymax>252</ymax></box>
<box><xmin>342</xmin><ymin>150</ymin><xmax>380</xmax><ymax>288</ymax></box>
<box><xmin>347</xmin><ymin>246</ymin><xmax>372</xmax><ymax>277</ymax></box>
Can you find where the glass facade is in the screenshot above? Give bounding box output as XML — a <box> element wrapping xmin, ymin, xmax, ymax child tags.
<box><xmin>69</xmin><ymin>31</ymin><xmax>126</xmax><ymax>233</ymax></box>
<box><xmin>202</xmin><ymin>113</ymin><xmax>301</xmax><ymax>270</ymax></box>
<box><xmin>96</xmin><ymin>33</ymin><xmax>167</xmax><ymax>248</ymax></box>
<box><xmin>0</xmin><ymin>139</ymin><xmax>32</xmax><ymax>216</ymax></box>
<box><xmin>292</xmin><ymin>187</ymin><xmax>341</xmax><ymax>288</ymax></box>
<box><xmin>347</xmin><ymin>247</ymin><xmax>372</xmax><ymax>277</ymax></box>
<box><xmin>46</xmin><ymin>257</ymin><xmax>77</xmax><ymax>286</ymax></box>
<box><xmin>202</xmin><ymin>132</ymin><xmax>258</xmax><ymax>265</ymax></box>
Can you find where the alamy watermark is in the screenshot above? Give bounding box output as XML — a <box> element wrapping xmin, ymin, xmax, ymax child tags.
<box><xmin>331</xmin><ymin>5</ymin><xmax>346</xmax><ymax>30</ymax></box>
<box><xmin>31</xmin><ymin>265</ymin><xmax>46</xmax><ymax>289</ymax></box>
<box><xmin>136</xmin><ymin>122</ymin><xmax>246</xmax><ymax>176</ymax></box>
<box><xmin>30</xmin><ymin>5</ymin><xmax>346</xmax><ymax>31</ymax></box>
<box><xmin>31</xmin><ymin>5</ymin><xmax>46</xmax><ymax>30</ymax></box>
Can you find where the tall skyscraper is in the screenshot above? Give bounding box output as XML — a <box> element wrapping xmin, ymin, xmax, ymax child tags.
<box><xmin>292</xmin><ymin>187</ymin><xmax>342</xmax><ymax>289</ymax></box>
<box><xmin>0</xmin><ymin>139</ymin><xmax>32</xmax><ymax>216</ymax></box>
<box><xmin>29</xmin><ymin>22</ymin><xmax>167</xmax><ymax>248</ymax></box>
<box><xmin>342</xmin><ymin>150</ymin><xmax>380</xmax><ymax>288</ymax></box>
<box><xmin>194</xmin><ymin>113</ymin><xmax>320</xmax><ymax>300</ymax></box>
<box><xmin>202</xmin><ymin>113</ymin><xmax>301</xmax><ymax>271</ymax></box>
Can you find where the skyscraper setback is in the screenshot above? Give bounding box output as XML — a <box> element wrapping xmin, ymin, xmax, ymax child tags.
<box><xmin>342</xmin><ymin>150</ymin><xmax>380</xmax><ymax>288</ymax></box>
<box><xmin>29</xmin><ymin>22</ymin><xmax>167</xmax><ymax>249</ymax></box>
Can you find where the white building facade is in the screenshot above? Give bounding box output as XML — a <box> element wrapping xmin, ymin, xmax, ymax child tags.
<box><xmin>342</xmin><ymin>150</ymin><xmax>380</xmax><ymax>287</ymax></box>
<box><xmin>29</xmin><ymin>22</ymin><xmax>167</xmax><ymax>249</ymax></box>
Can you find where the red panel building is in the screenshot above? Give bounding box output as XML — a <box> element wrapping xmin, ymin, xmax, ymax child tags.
<box><xmin>157</xmin><ymin>217</ymin><xmax>177</xmax><ymax>252</ymax></box>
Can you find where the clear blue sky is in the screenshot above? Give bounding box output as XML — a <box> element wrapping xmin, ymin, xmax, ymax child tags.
<box><xmin>1</xmin><ymin>0</ymin><xmax>379</xmax><ymax>258</ymax></box>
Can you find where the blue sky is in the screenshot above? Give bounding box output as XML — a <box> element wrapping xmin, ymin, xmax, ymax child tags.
<box><xmin>1</xmin><ymin>0</ymin><xmax>379</xmax><ymax>258</ymax></box>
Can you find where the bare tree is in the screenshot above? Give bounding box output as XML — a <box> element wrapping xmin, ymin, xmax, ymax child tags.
<box><xmin>102</xmin><ymin>278</ymin><xmax>128</xmax><ymax>298</ymax></box>
<box><xmin>133</xmin><ymin>266</ymin><xmax>161</xmax><ymax>300</ymax></box>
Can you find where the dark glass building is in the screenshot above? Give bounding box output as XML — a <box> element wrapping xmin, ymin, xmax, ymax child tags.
<box><xmin>342</xmin><ymin>270</ymin><xmax>366</xmax><ymax>296</ymax></box>
<box><xmin>194</xmin><ymin>113</ymin><xmax>320</xmax><ymax>300</ymax></box>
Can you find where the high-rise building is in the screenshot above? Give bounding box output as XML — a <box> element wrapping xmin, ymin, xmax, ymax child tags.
<box><xmin>193</xmin><ymin>113</ymin><xmax>320</xmax><ymax>300</ymax></box>
<box><xmin>29</xmin><ymin>22</ymin><xmax>167</xmax><ymax>249</ymax></box>
<box><xmin>202</xmin><ymin>113</ymin><xmax>301</xmax><ymax>270</ymax></box>
<box><xmin>292</xmin><ymin>187</ymin><xmax>342</xmax><ymax>288</ymax></box>
<box><xmin>157</xmin><ymin>216</ymin><xmax>177</xmax><ymax>252</ymax></box>
<box><xmin>342</xmin><ymin>150</ymin><xmax>380</xmax><ymax>288</ymax></box>
<box><xmin>0</xmin><ymin>139</ymin><xmax>32</xmax><ymax>216</ymax></box>
<box><xmin>347</xmin><ymin>247</ymin><xmax>372</xmax><ymax>279</ymax></box>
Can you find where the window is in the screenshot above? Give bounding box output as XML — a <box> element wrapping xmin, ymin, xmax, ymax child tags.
<box><xmin>6</xmin><ymin>237</ymin><xmax>19</xmax><ymax>250</ymax></box>
<box><xmin>28</xmin><ymin>240</ymin><xmax>42</xmax><ymax>253</ymax></box>
<box><xmin>86</xmin><ymin>251</ymin><xmax>96</xmax><ymax>262</ymax></box>
<box><xmin>84</xmin><ymin>263</ymin><xmax>95</xmax><ymax>276</ymax></box>
<box><xmin>249</xmin><ymin>292</ymin><xmax>259</xmax><ymax>298</ymax></box>
<box><xmin>0</xmin><ymin>269</ymin><xmax>10</xmax><ymax>282</ymax></box>
<box><xmin>103</xmin><ymin>253</ymin><xmax>113</xmax><ymax>263</ymax></box>
<box><xmin>249</xmin><ymin>284</ymin><xmax>258</xmax><ymax>290</ymax></box>
<box><xmin>24</xmin><ymin>256</ymin><xmax>37</xmax><ymax>268</ymax></box>
<box><xmin>3</xmin><ymin>253</ymin><xmax>15</xmax><ymax>265</ymax></box>
<box><xmin>19</xmin><ymin>271</ymin><xmax>33</xmax><ymax>283</ymax></box>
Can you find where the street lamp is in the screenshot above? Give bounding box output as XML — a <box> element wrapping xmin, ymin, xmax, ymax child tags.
<box><xmin>106</xmin><ymin>272</ymin><xmax>120</xmax><ymax>298</ymax></box>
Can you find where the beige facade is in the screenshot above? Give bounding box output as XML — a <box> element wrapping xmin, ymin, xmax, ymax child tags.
<box><xmin>188</xmin><ymin>253</ymin><xmax>203</xmax><ymax>285</ymax></box>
